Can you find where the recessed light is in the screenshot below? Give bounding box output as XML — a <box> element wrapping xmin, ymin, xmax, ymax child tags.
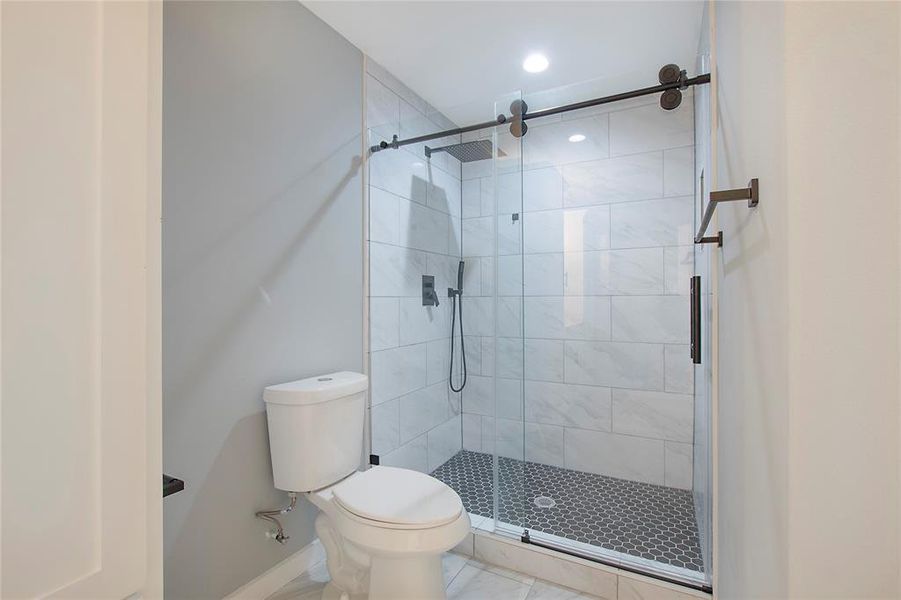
<box><xmin>522</xmin><ymin>53</ymin><xmax>549</xmax><ymax>73</ymax></box>
<box><xmin>568</xmin><ymin>134</ymin><xmax>586</xmax><ymax>143</ymax></box>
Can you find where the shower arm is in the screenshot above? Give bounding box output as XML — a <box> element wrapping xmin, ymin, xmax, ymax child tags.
<box><xmin>369</xmin><ymin>71</ymin><xmax>711</xmax><ymax>154</ymax></box>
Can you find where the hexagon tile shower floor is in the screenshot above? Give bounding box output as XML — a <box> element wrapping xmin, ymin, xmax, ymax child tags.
<box><xmin>430</xmin><ymin>450</ymin><xmax>704</xmax><ymax>572</ymax></box>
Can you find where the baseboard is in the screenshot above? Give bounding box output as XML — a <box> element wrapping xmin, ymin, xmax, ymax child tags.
<box><xmin>224</xmin><ymin>539</ymin><xmax>324</xmax><ymax>600</ymax></box>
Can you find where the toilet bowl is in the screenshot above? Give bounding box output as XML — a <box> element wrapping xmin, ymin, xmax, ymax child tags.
<box><xmin>262</xmin><ymin>372</ymin><xmax>469</xmax><ymax>600</ymax></box>
<box><xmin>309</xmin><ymin>466</ymin><xmax>470</xmax><ymax>600</ymax></box>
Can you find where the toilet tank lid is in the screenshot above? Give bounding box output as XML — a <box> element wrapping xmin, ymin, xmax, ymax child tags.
<box><xmin>264</xmin><ymin>371</ymin><xmax>368</xmax><ymax>406</ymax></box>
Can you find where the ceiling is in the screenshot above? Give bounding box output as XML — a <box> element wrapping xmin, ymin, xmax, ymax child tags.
<box><xmin>305</xmin><ymin>1</ymin><xmax>706</xmax><ymax>125</ymax></box>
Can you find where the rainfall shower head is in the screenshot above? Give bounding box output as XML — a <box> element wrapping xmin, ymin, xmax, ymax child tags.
<box><xmin>424</xmin><ymin>139</ymin><xmax>504</xmax><ymax>163</ymax></box>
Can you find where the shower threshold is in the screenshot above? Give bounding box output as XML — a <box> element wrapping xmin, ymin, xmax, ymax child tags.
<box><xmin>431</xmin><ymin>450</ymin><xmax>706</xmax><ymax>578</ymax></box>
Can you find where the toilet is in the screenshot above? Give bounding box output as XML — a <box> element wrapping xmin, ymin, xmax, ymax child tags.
<box><xmin>264</xmin><ymin>371</ymin><xmax>470</xmax><ymax>600</ymax></box>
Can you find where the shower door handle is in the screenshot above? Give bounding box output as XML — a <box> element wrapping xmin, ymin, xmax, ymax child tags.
<box><xmin>690</xmin><ymin>275</ymin><xmax>701</xmax><ymax>364</ymax></box>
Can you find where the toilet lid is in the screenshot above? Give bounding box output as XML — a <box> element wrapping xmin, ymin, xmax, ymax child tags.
<box><xmin>332</xmin><ymin>466</ymin><xmax>463</xmax><ymax>527</ymax></box>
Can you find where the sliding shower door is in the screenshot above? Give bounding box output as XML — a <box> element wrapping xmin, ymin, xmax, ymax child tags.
<box><xmin>490</xmin><ymin>75</ymin><xmax>709</xmax><ymax>589</ymax></box>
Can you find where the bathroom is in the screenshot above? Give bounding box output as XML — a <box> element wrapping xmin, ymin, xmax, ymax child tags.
<box><xmin>2</xmin><ymin>1</ymin><xmax>900</xmax><ymax>600</ymax></box>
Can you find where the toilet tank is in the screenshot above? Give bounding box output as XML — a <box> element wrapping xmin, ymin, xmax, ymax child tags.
<box><xmin>263</xmin><ymin>371</ymin><xmax>368</xmax><ymax>492</ymax></box>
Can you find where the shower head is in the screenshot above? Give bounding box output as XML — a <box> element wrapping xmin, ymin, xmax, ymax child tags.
<box><xmin>424</xmin><ymin>139</ymin><xmax>504</xmax><ymax>163</ymax></box>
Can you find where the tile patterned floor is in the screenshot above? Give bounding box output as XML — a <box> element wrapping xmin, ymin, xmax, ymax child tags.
<box><xmin>268</xmin><ymin>552</ymin><xmax>599</xmax><ymax>600</ymax></box>
<box><xmin>430</xmin><ymin>451</ymin><xmax>704</xmax><ymax>572</ymax></box>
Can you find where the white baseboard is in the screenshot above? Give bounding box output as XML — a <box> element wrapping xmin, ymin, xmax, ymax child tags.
<box><xmin>224</xmin><ymin>539</ymin><xmax>324</xmax><ymax>600</ymax></box>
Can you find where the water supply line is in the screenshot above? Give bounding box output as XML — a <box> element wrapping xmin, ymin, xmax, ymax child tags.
<box><xmin>255</xmin><ymin>492</ymin><xmax>297</xmax><ymax>544</ymax></box>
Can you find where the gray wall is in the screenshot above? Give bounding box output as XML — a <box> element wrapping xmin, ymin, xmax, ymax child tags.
<box><xmin>162</xmin><ymin>2</ymin><xmax>363</xmax><ymax>598</ymax></box>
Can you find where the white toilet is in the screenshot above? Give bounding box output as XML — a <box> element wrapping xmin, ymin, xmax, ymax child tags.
<box><xmin>264</xmin><ymin>371</ymin><xmax>470</xmax><ymax>600</ymax></box>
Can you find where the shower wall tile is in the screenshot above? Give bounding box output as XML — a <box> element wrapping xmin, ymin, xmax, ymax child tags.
<box><xmin>611</xmin><ymin>295</ymin><xmax>690</xmax><ymax>344</ymax></box>
<box><xmin>664</xmin><ymin>344</ymin><xmax>693</xmax><ymax>394</ymax></box>
<box><xmin>523</xmin><ymin>296</ymin><xmax>612</xmax><ymax>341</ymax></box>
<box><xmin>523</xmin><ymin>210</ymin><xmax>564</xmax><ymax>254</ymax></box>
<box><xmin>524</xmin><ymin>338</ymin><xmax>565</xmax><ymax>383</ymax></box>
<box><xmin>522</xmin><ymin>114</ymin><xmax>610</xmax><ymax>168</ymax></box>
<box><xmin>367</xmin><ymin>64</ymin><xmax>463</xmax><ymax>471</ymax></box>
<box><xmin>368</xmin><ymin>186</ymin><xmax>400</xmax><ymax>244</ymax></box>
<box><xmin>496</xmin><ymin>377</ymin><xmax>523</xmax><ymax>420</ymax></box>
<box><xmin>497</xmin><ymin>255</ymin><xmax>523</xmax><ymax>297</ymax></box>
<box><xmin>369</xmin><ymin>298</ymin><xmax>399</xmax><ymax>351</ymax></box>
<box><xmin>664</xmin><ymin>246</ymin><xmax>694</xmax><ymax>295</ymax></box>
<box><xmin>562</xmin><ymin>152</ymin><xmax>663</xmax><ymax>207</ymax></box>
<box><xmin>462</xmin><ymin>375</ymin><xmax>495</xmax><ymax>416</ymax></box>
<box><xmin>525</xmin><ymin>422</ymin><xmax>566</xmax><ymax>468</ymax></box>
<box><xmin>495</xmin><ymin>337</ymin><xmax>524</xmax><ymax>380</ymax></box>
<box><xmin>562</xmin><ymin>206</ymin><xmax>611</xmax><ymax>252</ymax></box>
<box><xmin>369</xmin><ymin>242</ymin><xmax>428</xmax><ymax>297</ymax></box>
<box><xmin>462</xmin><ymin>256</ymin><xmax>482</xmax><ymax>296</ymax></box>
<box><xmin>611</xmin><ymin>389</ymin><xmax>693</xmax><ymax>443</ymax></box>
<box><xmin>369</xmin><ymin>146</ymin><xmax>430</xmax><ymax>204</ymax></box>
<box><xmin>462</xmin><ymin>179</ymin><xmax>481</xmax><ymax>218</ymax></box>
<box><xmin>609</xmin><ymin>102</ymin><xmax>693</xmax><ymax>156</ymax></box>
<box><xmin>382</xmin><ymin>433</ymin><xmax>428</xmax><ymax>474</ymax></box>
<box><xmin>399</xmin><ymin>299</ymin><xmax>449</xmax><ymax>345</ymax></box>
<box><xmin>564</xmin><ymin>340</ymin><xmax>664</xmax><ymax>390</ymax></box>
<box><xmin>370</xmin><ymin>343</ymin><xmax>428</xmax><ymax>405</ymax></box>
<box><xmin>564</xmin><ymin>248</ymin><xmax>664</xmax><ymax>296</ymax></box>
<box><xmin>427</xmin><ymin>415</ymin><xmax>463</xmax><ymax>471</ymax></box>
<box><xmin>524</xmin><ymin>253</ymin><xmax>564</xmax><ymax>296</ymax></box>
<box><xmin>370</xmin><ymin>399</ymin><xmax>399</xmax><ymax>455</ymax></box>
<box><xmin>664</xmin><ymin>441</ymin><xmax>693</xmax><ymax>490</ymax></box>
<box><xmin>522</xmin><ymin>167</ymin><xmax>564</xmax><ymax>212</ymax></box>
<box><xmin>664</xmin><ymin>146</ymin><xmax>695</xmax><ymax>197</ymax></box>
<box><xmin>497</xmin><ymin>216</ymin><xmax>522</xmax><ymax>255</ymax></box>
<box><xmin>462</xmin><ymin>413</ymin><xmax>482</xmax><ymax>451</ymax></box>
<box><xmin>462</xmin><ymin>217</ymin><xmax>494</xmax><ymax>256</ymax></box>
<box><xmin>564</xmin><ymin>428</ymin><xmax>665</xmax><ymax>485</ymax></box>
<box><xmin>480</xmin><ymin>337</ymin><xmax>495</xmax><ymax>376</ymax></box>
<box><xmin>398</xmin><ymin>200</ymin><xmax>450</xmax><ymax>254</ymax></box>
<box><xmin>610</xmin><ymin>196</ymin><xmax>693</xmax><ymax>249</ymax></box>
<box><xmin>524</xmin><ymin>381</ymin><xmax>612</xmax><ymax>432</ymax></box>
<box><xmin>462</xmin><ymin>296</ymin><xmax>494</xmax><ymax>336</ymax></box>
<box><xmin>496</xmin><ymin>296</ymin><xmax>523</xmax><ymax>338</ymax></box>
<box><xmin>460</xmin><ymin>335</ymin><xmax>482</xmax><ymax>376</ymax></box>
<box><xmin>488</xmin><ymin>417</ymin><xmax>524</xmax><ymax>461</ymax></box>
<box><xmin>426</xmin><ymin>338</ymin><xmax>449</xmax><ymax>385</ymax></box>
<box><xmin>399</xmin><ymin>382</ymin><xmax>454</xmax><ymax>444</ymax></box>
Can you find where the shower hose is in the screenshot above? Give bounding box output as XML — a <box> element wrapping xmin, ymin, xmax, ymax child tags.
<box><xmin>448</xmin><ymin>290</ymin><xmax>467</xmax><ymax>392</ymax></box>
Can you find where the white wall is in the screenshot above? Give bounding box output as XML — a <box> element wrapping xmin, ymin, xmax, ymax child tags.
<box><xmin>162</xmin><ymin>3</ymin><xmax>363</xmax><ymax>598</ymax></box>
<box><xmin>715</xmin><ymin>2</ymin><xmax>899</xmax><ymax>597</ymax></box>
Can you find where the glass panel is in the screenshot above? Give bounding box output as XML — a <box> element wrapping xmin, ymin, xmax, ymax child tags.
<box><xmin>510</xmin><ymin>67</ymin><xmax>708</xmax><ymax>587</ymax></box>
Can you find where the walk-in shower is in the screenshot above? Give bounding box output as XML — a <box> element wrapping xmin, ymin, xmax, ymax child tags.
<box><xmin>366</xmin><ymin>60</ymin><xmax>713</xmax><ymax>592</ymax></box>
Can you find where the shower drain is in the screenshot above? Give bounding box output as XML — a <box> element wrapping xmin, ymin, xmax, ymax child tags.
<box><xmin>533</xmin><ymin>496</ymin><xmax>556</xmax><ymax>509</ymax></box>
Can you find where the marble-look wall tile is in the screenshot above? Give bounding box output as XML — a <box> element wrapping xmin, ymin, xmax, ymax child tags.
<box><xmin>463</xmin><ymin>217</ymin><xmax>493</xmax><ymax>257</ymax></box>
<box><xmin>382</xmin><ymin>433</ymin><xmax>428</xmax><ymax>473</ymax></box>
<box><xmin>564</xmin><ymin>340</ymin><xmax>664</xmax><ymax>390</ymax></box>
<box><xmin>369</xmin><ymin>242</ymin><xmax>428</xmax><ymax>297</ymax></box>
<box><xmin>523</xmin><ymin>210</ymin><xmax>564</xmax><ymax>254</ymax></box>
<box><xmin>525</xmin><ymin>422</ymin><xmax>565</xmax><ymax>467</ymax></box>
<box><xmin>612</xmin><ymin>389</ymin><xmax>693</xmax><ymax>443</ymax></box>
<box><xmin>564</xmin><ymin>428</ymin><xmax>665</xmax><ymax>485</ymax></box>
<box><xmin>523</xmin><ymin>167</ymin><xmax>564</xmax><ymax>212</ymax></box>
<box><xmin>370</xmin><ymin>343</ymin><xmax>428</xmax><ymax>405</ymax></box>
<box><xmin>524</xmin><ymin>381</ymin><xmax>612</xmax><ymax>431</ymax></box>
<box><xmin>663</xmin><ymin>246</ymin><xmax>694</xmax><ymax>295</ymax></box>
<box><xmin>462</xmin><ymin>375</ymin><xmax>495</xmax><ymax>416</ymax></box>
<box><xmin>488</xmin><ymin>417</ymin><xmax>523</xmax><ymax>460</ymax></box>
<box><xmin>370</xmin><ymin>146</ymin><xmax>430</xmax><ymax>204</ymax></box>
<box><xmin>462</xmin><ymin>296</ymin><xmax>494</xmax><ymax>336</ymax></box>
<box><xmin>524</xmin><ymin>296</ymin><xmax>612</xmax><ymax>341</ymax></box>
<box><xmin>496</xmin><ymin>337</ymin><xmax>524</xmax><ymax>380</ymax></box>
<box><xmin>664</xmin><ymin>146</ymin><xmax>695</xmax><ymax>197</ymax></box>
<box><xmin>480</xmin><ymin>256</ymin><xmax>495</xmax><ymax>297</ymax></box>
<box><xmin>664</xmin><ymin>344</ymin><xmax>693</xmax><ymax>394</ymax></box>
<box><xmin>525</xmin><ymin>338</ymin><xmax>565</xmax><ymax>383</ymax></box>
<box><xmin>664</xmin><ymin>441</ymin><xmax>693</xmax><ymax>490</ymax></box>
<box><xmin>463</xmin><ymin>178</ymin><xmax>481</xmax><ymax>218</ymax></box>
<box><xmin>611</xmin><ymin>295</ymin><xmax>689</xmax><ymax>344</ymax></box>
<box><xmin>564</xmin><ymin>248</ymin><xmax>664</xmax><ymax>296</ymax></box>
<box><xmin>610</xmin><ymin>197</ymin><xmax>693</xmax><ymax>249</ymax></box>
<box><xmin>399</xmin><ymin>382</ymin><xmax>454</xmax><ymax>444</ymax></box>
<box><xmin>497</xmin><ymin>215</ymin><xmax>522</xmax><ymax>256</ymax></box>
<box><xmin>524</xmin><ymin>253</ymin><xmax>564</xmax><ymax>296</ymax></box>
<box><xmin>427</xmin><ymin>415</ymin><xmax>462</xmax><ymax>471</ymax></box>
<box><xmin>370</xmin><ymin>399</ymin><xmax>399</xmax><ymax>455</ymax></box>
<box><xmin>563</xmin><ymin>206</ymin><xmax>611</xmax><ymax>252</ymax></box>
<box><xmin>370</xmin><ymin>297</ymin><xmax>399</xmax><ymax>351</ymax></box>
<box><xmin>427</xmin><ymin>338</ymin><xmax>449</xmax><ymax>384</ymax></box>
<box><xmin>496</xmin><ymin>296</ymin><xmax>523</xmax><ymax>338</ymax></box>
<box><xmin>399</xmin><ymin>299</ymin><xmax>448</xmax><ymax>345</ymax></box>
<box><xmin>563</xmin><ymin>152</ymin><xmax>663</xmax><ymax>207</ymax></box>
<box><xmin>496</xmin><ymin>377</ymin><xmax>523</xmax><ymax>420</ymax></box>
<box><xmin>497</xmin><ymin>255</ymin><xmax>523</xmax><ymax>297</ymax></box>
<box><xmin>369</xmin><ymin>186</ymin><xmax>400</xmax><ymax>244</ymax></box>
<box><xmin>427</xmin><ymin>164</ymin><xmax>463</xmax><ymax>217</ymax></box>
<box><xmin>609</xmin><ymin>102</ymin><xmax>693</xmax><ymax>156</ymax></box>
<box><xmin>399</xmin><ymin>200</ymin><xmax>450</xmax><ymax>254</ymax></box>
<box><xmin>366</xmin><ymin>74</ymin><xmax>399</xmax><ymax>142</ymax></box>
<box><xmin>462</xmin><ymin>413</ymin><xmax>482</xmax><ymax>451</ymax></box>
<box><xmin>522</xmin><ymin>114</ymin><xmax>610</xmax><ymax>169</ymax></box>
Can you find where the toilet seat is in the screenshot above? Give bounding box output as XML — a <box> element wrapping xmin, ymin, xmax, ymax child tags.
<box><xmin>332</xmin><ymin>466</ymin><xmax>463</xmax><ymax>530</ymax></box>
